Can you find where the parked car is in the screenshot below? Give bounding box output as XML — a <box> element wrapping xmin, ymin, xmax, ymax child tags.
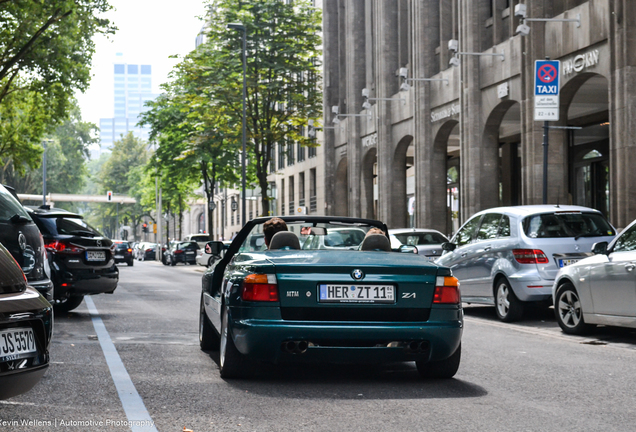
<box><xmin>184</xmin><ymin>233</ymin><xmax>212</xmax><ymax>249</ymax></box>
<box><xmin>164</xmin><ymin>241</ymin><xmax>199</xmax><ymax>266</ymax></box>
<box><xmin>389</xmin><ymin>228</ymin><xmax>449</xmax><ymax>261</ymax></box>
<box><xmin>436</xmin><ymin>205</ymin><xmax>616</xmax><ymax>322</ymax></box>
<box><xmin>112</xmin><ymin>240</ymin><xmax>134</xmax><ymax>266</ymax></box>
<box><xmin>138</xmin><ymin>242</ymin><xmax>158</xmax><ymax>261</ymax></box>
<box><xmin>196</xmin><ymin>240</ymin><xmax>231</xmax><ymax>267</ymax></box>
<box><xmin>0</xmin><ymin>242</ymin><xmax>53</xmax><ymax>400</ymax></box>
<box><xmin>552</xmin><ymin>217</ymin><xmax>636</xmax><ymax>334</ymax></box>
<box><xmin>199</xmin><ymin>216</ymin><xmax>463</xmax><ymax>379</ymax></box>
<box><xmin>0</xmin><ymin>185</ymin><xmax>54</xmax><ymax>301</ymax></box>
<box><xmin>27</xmin><ymin>206</ymin><xmax>119</xmax><ymax>313</ymax></box>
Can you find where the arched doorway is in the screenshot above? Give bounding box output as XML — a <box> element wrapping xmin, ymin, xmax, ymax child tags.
<box><xmin>361</xmin><ymin>147</ymin><xmax>377</xmax><ymax>220</ymax></box>
<box><xmin>484</xmin><ymin>101</ymin><xmax>522</xmax><ymax>207</ymax></box>
<box><xmin>334</xmin><ymin>157</ymin><xmax>349</xmax><ymax>216</ymax></box>
<box><xmin>434</xmin><ymin>120</ymin><xmax>459</xmax><ymax>236</ymax></box>
<box><xmin>392</xmin><ymin>136</ymin><xmax>414</xmax><ymax>228</ymax></box>
<box><xmin>564</xmin><ymin>74</ymin><xmax>609</xmax><ymax>217</ymax></box>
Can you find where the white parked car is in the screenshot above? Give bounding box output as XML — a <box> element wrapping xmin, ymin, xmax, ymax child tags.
<box><xmin>196</xmin><ymin>240</ymin><xmax>230</xmax><ymax>267</ymax></box>
<box><xmin>389</xmin><ymin>228</ymin><xmax>448</xmax><ymax>261</ymax></box>
<box><xmin>552</xmin><ymin>218</ymin><xmax>636</xmax><ymax>334</ymax></box>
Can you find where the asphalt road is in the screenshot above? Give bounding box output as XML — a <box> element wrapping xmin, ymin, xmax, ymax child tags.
<box><xmin>2</xmin><ymin>260</ymin><xmax>636</xmax><ymax>432</ymax></box>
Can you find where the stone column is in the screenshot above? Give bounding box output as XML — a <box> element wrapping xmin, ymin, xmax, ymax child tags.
<box><xmin>374</xmin><ymin>0</ymin><xmax>399</xmax><ymax>227</ymax></box>
<box><xmin>345</xmin><ymin>0</ymin><xmax>367</xmax><ymax>218</ymax></box>
<box><xmin>322</xmin><ymin>0</ymin><xmax>341</xmax><ymax>215</ymax></box>
<box><xmin>609</xmin><ymin>0</ymin><xmax>636</xmax><ymax>228</ymax></box>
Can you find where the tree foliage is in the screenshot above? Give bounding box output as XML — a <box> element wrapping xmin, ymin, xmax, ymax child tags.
<box><xmin>142</xmin><ymin>0</ymin><xmax>322</xmax><ymax>219</ymax></box>
<box><xmin>0</xmin><ymin>0</ymin><xmax>115</xmax><ymax>170</ymax></box>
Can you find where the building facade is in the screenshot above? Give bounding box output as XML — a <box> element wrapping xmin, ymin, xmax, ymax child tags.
<box><xmin>99</xmin><ymin>58</ymin><xmax>158</xmax><ymax>153</ymax></box>
<box><xmin>323</xmin><ymin>0</ymin><xmax>636</xmax><ymax>234</ymax></box>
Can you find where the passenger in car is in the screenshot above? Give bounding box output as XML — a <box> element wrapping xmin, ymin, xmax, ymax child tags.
<box><xmin>263</xmin><ymin>217</ymin><xmax>288</xmax><ymax>248</ymax></box>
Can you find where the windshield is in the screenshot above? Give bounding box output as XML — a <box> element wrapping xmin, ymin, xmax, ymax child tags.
<box><xmin>239</xmin><ymin>221</ymin><xmax>379</xmax><ymax>252</ymax></box>
<box><xmin>0</xmin><ymin>185</ymin><xmax>31</xmax><ymax>223</ymax></box>
<box><xmin>522</xmin><ymin>212</ymin><xmax>615</xmax><ymax>239</ymax></box>
<box><xmin>392</xmin><ymin>231</ymin><xmax>447</xmax><ymax>245</ymax></box>
<box><xmin>36</xmin><ymin>216</ymin><xmax>104</xmax><ymax>237</ymax></box>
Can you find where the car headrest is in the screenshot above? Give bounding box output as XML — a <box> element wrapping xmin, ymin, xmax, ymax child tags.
<box><xmin>269</xmin><ymin>231</ymin><xmax>301</xmax><ymax>250</ymax></box>
<box><xmin>360</xmin><ymin>234</ymin><xmax>391</xmax><ymax>251</ymax></box>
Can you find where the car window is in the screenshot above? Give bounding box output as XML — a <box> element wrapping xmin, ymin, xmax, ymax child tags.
<box><xmin>36</xmin><ymin>216</ymin><xmax>103</xmax><ymax>237</ymax></box>
<box><xmin>455</xmin><ymin>216</ymin><xmax>481</xmax><ymax>247</ymax></box>
<box><xmin>499</xmin><ymin>215</ymin><xmax>511</xmax><ymax>237</ymax></box>
<box><xmin>476</xmin><ymin>213</ymin><xmax>502</xmax><ymax>241</ymax></box>
<box><xmin>613</xmin><ymin>224</ymin><xmax>636</xmax><ymax>252</ymax></box>
<box><xmin>179</xmin><ymin>242</ymin><xmax>199</xmax><ymax>250</ymax></box>
<box><xmin>392</xmin><ymin>232</ymin><xmax>447</xmax><ymax>245</ymax></box>
<box><xmin>523</xmin><ymin>212</ymin><xmax>615</xmax><ymax>238</ymax></box>
<box><xmin>0</xmin><ymin>185</ymin><xmax>31</xmax><ymax>223</ymax></box>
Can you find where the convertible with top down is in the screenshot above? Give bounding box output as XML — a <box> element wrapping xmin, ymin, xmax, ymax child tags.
<box><xmin>199</xmin><ymin>216</ymin><xmax>463</xmax><ymax>379</ymax></box>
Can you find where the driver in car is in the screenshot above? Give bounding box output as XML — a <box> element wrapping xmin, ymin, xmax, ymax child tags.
<box><xmin>263</xmin><ymin>217</ymin><xmax>288</xmax><ymax>248</ymax></box>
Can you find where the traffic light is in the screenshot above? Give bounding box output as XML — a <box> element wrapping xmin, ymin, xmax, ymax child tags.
<box><xmin>107</xmin><ymin>191</ymin><xmax>113</xmax><ymax>202</ymax></box>
<box><xmin>142</xmin><ymin>223</ymin><xmax>148</xmax><ymax>233</ymax></box>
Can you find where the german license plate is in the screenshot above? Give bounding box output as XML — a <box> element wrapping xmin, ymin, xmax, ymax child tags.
<box><xmin>559</xmin><ymin>258</ymin><xmax>580</xmax><ymax>268</ymax></box>
<box><xmin>186</xmin><ymin>251</ymin><xmax>195</xmax><ymax>255</ymax></box>
<box><xmin>114</xmin><ymin>255</ymin><xmax>124</xmax><ymax>259</ymax></box>
<box><xmin>0</xmin><ymin>327</ymin><xmax>37</xmax><ymax>362</ymax></box>
<box><xmin>86</xmin><ymin>251</ymin><xmax>106</xmax><ymax>261</ymax></box>
<box><xmin>318</xmin><ymin>284</ymin><xmax>395</xmax><ymax>303</ymax></box>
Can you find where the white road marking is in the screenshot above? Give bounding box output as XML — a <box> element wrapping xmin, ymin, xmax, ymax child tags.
<box><xmin>85</xmin><ymin>297</ymin><xmax>158</xmax><ymax>432</ymax></box>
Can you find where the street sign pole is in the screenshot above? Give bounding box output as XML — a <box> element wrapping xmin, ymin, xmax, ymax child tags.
<box><xmin>534</xmin><ymin>59</ymin><xmax>560</xmax><ymax>205</ymax></box>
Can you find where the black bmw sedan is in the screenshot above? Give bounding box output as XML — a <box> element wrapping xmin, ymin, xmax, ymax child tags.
<box><xmin>0</xmin><ymin>242</ymin><xmax>52</xmax><ymax>400</ymax></box>
<box><xmin>27</xmin><ymin>206</ymin><xmax>118</xmax><ymax>313</ymax></box>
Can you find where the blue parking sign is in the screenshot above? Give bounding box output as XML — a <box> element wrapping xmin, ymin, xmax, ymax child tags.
<box><xmin>534</xmin><ymin>60</ymin><xmax>560</xmax><ymax>121</ymax></box>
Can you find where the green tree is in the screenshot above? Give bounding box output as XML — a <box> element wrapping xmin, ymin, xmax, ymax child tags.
<box><xmin>172</xmin><ymin>0</ymin><xmax>322</xmax><ymax>216</ymax></box>
<box><xmin>0</xmin><ymin>0</ymin><xmax>115</xmax><ymax>170</ymax></box>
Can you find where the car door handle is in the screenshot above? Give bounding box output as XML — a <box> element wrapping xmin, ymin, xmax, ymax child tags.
<box><xmin>626</xmin><ymin>263</ymin><xmax>636</xmax><ymax>272</ymax></box>
<box><xmin>484</xmin><ymin>246</ymin><xmax>492</xmax><ymax>252</ymax></box>
<box><xmin>461</xmin><ymin>253</ymin><xmax>468</xmax><ymax>258</ymax></box>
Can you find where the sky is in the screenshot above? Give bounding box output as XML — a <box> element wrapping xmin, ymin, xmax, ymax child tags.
<box><xmin>75</xmin><ymin>0</ymin><xmax>208</xmax><ymax>128</ymax></box>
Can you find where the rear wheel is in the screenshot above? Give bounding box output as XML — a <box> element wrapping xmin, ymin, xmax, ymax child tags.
<box><xmin>494</xmin><ymin>278</ymin><xmax>524</xmax><ymax>322</ymax></box>
<box><xmin>54</xmin><ymin>295</ymin><xmax>85</xmax><ymax>313</ymax></box>
<box><xmin>555</xmin><ymin>282</ymin><xmax>594</xmax><ymax>335</ymax></box>
<box><xmin>219</xmin><ymin>306</ymin><xmax>251</xmax><ymax>378</ymax></box>
<box><xmin>416</xmin><ymin>344</ymin><xmax>461</xmax><ymax>379</ymax></box>
<box><xmin>199</xmin><ymin>295</ymin><xmax>219</xmax><ymax>350</ymax></box>
<box><xmin>127</xmin><ymin>259</ymin><xmax>134</xmax><ymax>267</ymax></box>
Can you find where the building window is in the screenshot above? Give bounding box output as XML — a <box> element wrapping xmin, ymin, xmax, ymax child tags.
<box><xmin>299</xmin><ymin>172</ymin><xmax>306</xmax><ymax>207</ymax></box>
<box><xmin>287</xmin><ymin>141</ymin><xmax>295</xmax><ymax>165</ymax></box>
<box><xmin>114</xmin><ymin>64</ymin><xmax>125</xmax><ymax>74</ymax></box>
<box><xmin>308</xmin><ymin>144</ymin><xmax>317</xmax><ymax>158</ymax></box>
<box><xmin>278</xmin><ymin>143</ymin><xmax>285</xmax><ymax>168</ymax></box>
<box><xmin>309</xmin><ymin>168</ymin><xmax>317</xmax><ymax>213</ymax></box>
<box><xmin>141</xmin><ymin>65</ymin><xmax>152</xmax><ymax>75</ymax></box>
<box><xmin>127</xmin><ymin>64</ymin><xmax>139</xmax><ymax>74</ymax></box>
<box><xmin>269</xmin><ymin>145</ymin><xmax>276</xmax><ymax>173</ymax></box>
<box><xmin>289</xmin><ymin>176</ymin><xmax>295</xmax><ymax>214</ymax></box>
<box><xmin>297</xmin><ymin>142</ymin><xmax>305</xmax><ymax>162</ymax></box>
<box><xmin>281</xmin><ymin>179</ymin><xmax>285</xmax><ymax>216</ymax></box>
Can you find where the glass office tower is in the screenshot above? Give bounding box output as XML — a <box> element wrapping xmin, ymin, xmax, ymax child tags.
<box><xmin>99</xmin><ymin>62</ymin><xmax>157</xmax><ymax>153</ymax></box>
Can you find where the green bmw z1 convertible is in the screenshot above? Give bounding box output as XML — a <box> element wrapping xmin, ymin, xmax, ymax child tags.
<box><xmin>199</xmin><ymin>216</ymin><xmax>463</xmax><ymax>379</ymax></box>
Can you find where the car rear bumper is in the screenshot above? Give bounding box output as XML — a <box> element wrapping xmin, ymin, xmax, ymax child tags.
<box><xmin>228</xmin><ymin>308</ymin><xmax>463</xmax><ymax>364</ymax></box>
<box><xmin>54</xmin><ymin>267</ymin><xmax>119</xmax><ymax>296</ymax></box>
<box><xmin>0</xmin><ymin>364</ymin><xmax>48</xmax><ymax>400</ymax></box>
<box><xmin>507</xmin><ymin>272</ymin><xmax>553</xmax><ymax>302</ymax></box>
<box><xmin>28</xmin><ymin>278</ymin><xmax>54</xmax><ymax>302</ymax></box>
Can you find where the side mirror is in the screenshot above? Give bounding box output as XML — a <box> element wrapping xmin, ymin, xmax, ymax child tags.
<box><xmin>205</xmin><ymin>241</ymin><xmax>224</xmax><ymax>256</ymax></box>
<box><xmin>591</xmin><ymin>241</ymin><xmax>609</xmax><ymax>255</ymax></box>
<box><xmin>442</xmin><ymin>242</ymin><xmax>457</xmax><ymax>252</ymax></box>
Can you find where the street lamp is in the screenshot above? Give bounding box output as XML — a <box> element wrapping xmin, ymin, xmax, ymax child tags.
<box><xmin>228</xmin><ymin>22</ymin><xmax>247</xmax><ymax>227</ymax></box>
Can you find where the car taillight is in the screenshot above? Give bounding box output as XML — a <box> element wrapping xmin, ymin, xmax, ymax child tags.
<box><xmin>146</xmin><ymin>248</ymin><xmax>153</xmax><ymax>252</ymax></box>
<box><xmin>242</xmin><ymin>274</ymin><xmax>279</xmax><ymax>302</ymax></box>
<box><xmin>513</xmin><ymin>249</ymin><xmax>549</xmax><ymax>264</ymax></box>
<box><xmin>44</xmin><ymin>240</ymin><xmax>84</xmax><ymax>254</ymax></box>
<box><xmin>174</xmin><ymin>250</ymin><xmax>184</xmax><ymax>254</ymax></box>
<box><xmin>433</xmin><ymin>276</ymin><xmax>460</xmax><ymax>304</ymax></box>
<box><xmin>127</xmin><ymin>248</ymin><xmax>132</xmax><ymax>253</ymax></box>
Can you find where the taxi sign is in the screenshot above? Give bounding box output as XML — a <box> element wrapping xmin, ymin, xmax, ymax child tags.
<box><xmin>534</xmin><ymin>60</ymin><xmax>560</xmax><ymax>121</ymax></box>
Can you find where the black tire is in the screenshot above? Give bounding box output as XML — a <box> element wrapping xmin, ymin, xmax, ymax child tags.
<box><xmin>219</xmin><ymin>306</ymin><xmax>251</xmax><ymax>378</ymax></box>
<box><xmin>54</xmin><ymin>295</ymin><xmax>85</xmax><ymax>313</ymax></box>
<box><xmin>199</xmin><ymin>295</ymin><xmax>220</xmax><ymax>350</ymax></box>
<box><xmin>208</xmin><ymin>256</ymin><xmax>216</xmax><ymax>267</ymax></box>
<box><xmin>170</xmin><ymin>257</ymin><xmax>176</xmax><ymax>266</ymax></box>
<box><xmin>494</xmin><ymin>278</ymin><xmax>524</xmax><ymax>322</ymax></box>
<box><xmin>416</xmin><ymin>344</ymin><xmax>461</xmax><ymax>379</ymax></box>
<box><xmin>554</xmin><ymin>282</ymin><xmax>595</xmax><ymax>335</ymax></box>
<box><xmin>127</xmin><ymin>259</ymin><xmax>134</xmax><ymax>267</ymax></box>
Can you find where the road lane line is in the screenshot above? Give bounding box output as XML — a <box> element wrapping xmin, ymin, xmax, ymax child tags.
<box><xmin>85</xmin><ymin>297</ymin><xmax>159</xmax><ymax>432</ymax></box>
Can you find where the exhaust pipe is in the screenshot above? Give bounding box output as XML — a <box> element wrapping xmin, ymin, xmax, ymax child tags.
<box><xmin>404</xmin><ymin>341</ymin><xmax>429</xmax><ymax>354</ymax></box>
<box><xmin>281</xmin><ymin>340</ymin><xmax>309</xmax><ymax>354</ymax></box>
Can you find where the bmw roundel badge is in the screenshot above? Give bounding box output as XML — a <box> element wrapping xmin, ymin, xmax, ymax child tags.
<box><xmin>351</xmin><ymin>269</ymin><xmax>364</xmax><ymax>280</ymax></box>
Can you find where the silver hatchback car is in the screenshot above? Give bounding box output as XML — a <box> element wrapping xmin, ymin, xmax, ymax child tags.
<box><xmin>436</xmin><ymin>205</ymin><xmax>616</xmax><ymax>322</ymax></box>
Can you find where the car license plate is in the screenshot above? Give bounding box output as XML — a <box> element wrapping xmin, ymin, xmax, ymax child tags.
<box><xmin>86</xmin><ymin>251</ymin><xmax>106</xmax><ymax>261</ymax></box>
<box><xmin>559</xmin><ymin>258</ymin><xmax>580</xmax><ymax>268</ymax></box>
<box><xmin>186</xmin><ymin>251</ymin><xmax>195</xmax><ymax>255</ymax></box>
<box><xmin>114</xmin><ymin>255</ymin><xmax>124</xmax><ymax>259</ymax></box>
<box><xmin>0</xmin><ymin>327</ymin><xmax>37</xmax><ymax>362</ymax></box>
<box><xmin>318</xmin><ymin>284</ymin><xmax>395</xmax><ymax>303</ymax></box>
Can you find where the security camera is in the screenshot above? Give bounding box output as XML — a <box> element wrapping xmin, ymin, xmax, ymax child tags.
<box><xmin>448</xmin><ymin>39</ymin><xmax>459</xmax><ymax>52</ymax></box>
<box><xmin>398</xmin><ymin>67</ymin><xmax>408</xmax><ymax>79</ymax></box>
<box><xmin>515</xmin><ymin>23</ymin><xmax>530</xmax><ymax>36</ymax></box>
<box><xmin>332</xmin><ymin>116</ymin><xmax>340</xmax><ymax>125</ymax></box>
<box><xmin>331</xmin><ymin>105</ymin><xmax>339</xmax><ymax>115</ymax></box>
<box><xmin>361</xmin><ymin>88</ymin><xmax>370</xmax><ymax>98</ymax></box>
<box><xmin>362</xmin><ymin>101</ymin><xmax>372</xmax><ymax>110</ymax></box>
<box><xmin>399</xmin><ymin>82</ymin><xmax>411</xmax><ymax>92</ymax></box>
<box><xmin>514</xmin><ymin>4</ymin><xmax>527</xmax><ymax>19</ymax></box>
<box><xmin>449</xmin><ymin>56</ymin><xmax>460</xmax><ymax>67</ymax></box>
